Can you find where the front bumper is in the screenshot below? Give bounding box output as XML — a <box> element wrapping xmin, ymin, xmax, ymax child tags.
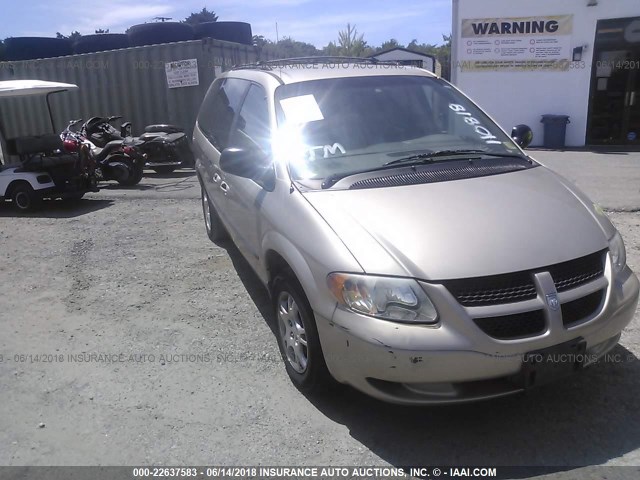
<box><xmin>315</xmin><ymin>256</ymin><xmax>639</xmax><ymax>405</ymax></box>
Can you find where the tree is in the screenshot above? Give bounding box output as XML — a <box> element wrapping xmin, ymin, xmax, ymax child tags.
<box><xmin>183</xmin><ymin>7</ymin><xmax>218</xmax><ymax>25</ymax></box>
<box><xmin>56</xmin><ymin>31</ymin><xmax>82</xmax><ymax>41</ymax></box>
<box><xmin>260</xmin><ymin>37</ymin><xmax>319</xmax><ymax>60</ymax></box>
<box><xmin>326</xmin><ymin>23</ymin><xmax>369</xmax><ymax>57</ymax></box>
<box><xmin>379</xmin><ymin>38</ymin><xmax>403</xmax><ymax>52</ymax></box>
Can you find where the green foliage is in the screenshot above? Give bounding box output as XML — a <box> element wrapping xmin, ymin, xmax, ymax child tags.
<box><xmin>322</xmin><ymin>23</ymin><xmax>369</xmax><ymax>57</ymax></box>
<box><xmin>259</xmin><ymin>36</ymin><xmax>319</xmax><ymax>60</ymax></box>
<box><xmin>56</xmin><ymin>31</ymin><xmax>82</xmax><ymax>41</ymax></box>
<box><xmin>183</xmin><ymin>7</ymin><xmax>218</xmax><ymax>25</ymax></box>
<box><xmin>253</xmin><ymin>24</ymin><xmax>452</xmax><ymax>79</ymax></box>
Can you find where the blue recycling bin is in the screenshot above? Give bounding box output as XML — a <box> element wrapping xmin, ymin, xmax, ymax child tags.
<box><xmin>541</xmin><ymin>114</ymin><xmax>570</xmax><ymax>149</ymax></box>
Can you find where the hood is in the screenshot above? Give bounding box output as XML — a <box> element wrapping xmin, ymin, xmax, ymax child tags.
<box><xmin>302</xmin><ymin>166</ymin><xmax>611</xmax><ymax>280</ymax></box>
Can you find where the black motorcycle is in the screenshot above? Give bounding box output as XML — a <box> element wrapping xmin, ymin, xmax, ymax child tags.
<box><xmin>109</xmin><ymin>117</ymin><xmax>194</xmax><ymax>174</ymax></box>
<box><xmin>61</xmin><ymin>118</ymin><xmax>145</xmax><ymax>186</ymax></box>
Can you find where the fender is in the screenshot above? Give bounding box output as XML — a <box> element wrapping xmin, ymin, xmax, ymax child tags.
<box><xmin>261</xmin><ymin>228</ymin><xmax>362</xmax><ymax>322</ymax></box>
<box><xmin>0</xmin><ymin>168</ymin><xmax>55</xmax><ymax>195</ymax></box>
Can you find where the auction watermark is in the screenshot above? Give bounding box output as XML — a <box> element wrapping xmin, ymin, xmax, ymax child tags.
<box><xmin>1</xmin><ymin>466</ymin><xmax>638</xmax><ymax>480</ymax></box>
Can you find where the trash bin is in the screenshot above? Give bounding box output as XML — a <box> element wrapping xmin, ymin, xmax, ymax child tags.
<box><xmin>540</xmin><ymin>114</ymin><xmax>570</xmax><ymax>149</ymax></box>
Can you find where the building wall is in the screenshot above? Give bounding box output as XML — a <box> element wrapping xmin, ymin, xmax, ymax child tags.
<box><xmin>372</xmin><ymin>50</ymin><xmax>435</xmax><ymax>72</ymax></box>
<box><xmin>452</xmin><ymin>0</ymin><xmax>640</xmax><ymax>147</ymax></box>
<box><xmin>0</xmin><ymin>39</ymin><xmax>257</xmax><ymax>145</ymax></box>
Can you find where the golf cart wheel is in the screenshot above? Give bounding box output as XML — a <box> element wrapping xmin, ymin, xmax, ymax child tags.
<box><xmin>272</xmin><ymin>274</ymin><xmax>334</xmax><ymax>393</ymax></box>
<box><xmin>11</xmin><ymin>183</ymin><xmax>42</xmax><ymax>212</ymax></box>
<box><xmin>153</xmin><ymin>166</ymin><xmax>176</xmax><ymax>174</ymax></box>
<box><xmin>200</xmin><ymin>181</ymin><xmax>228</xmax><ymax>243</ymax></box>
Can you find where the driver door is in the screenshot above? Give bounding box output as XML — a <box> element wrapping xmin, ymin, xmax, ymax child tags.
<box><xmin>222</xmin><ymin>83</ymin><xmax>272</xmax><ymax>270</ymax></box>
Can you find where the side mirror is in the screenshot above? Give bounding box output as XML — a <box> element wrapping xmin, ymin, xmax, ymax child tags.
<box><xmin>121</xmin><ymin>122</ymin><xmax>132</xmax><ymax>137</ymax></box>
<box><xmin>220</xmin><ymin>147</ymin><xmax>268</xmax><ymax>179</ymax></box>
<box><xmin>511</xmin><ymin>124</ymin><xmax>533</xmax><ymax>149</ymax></box>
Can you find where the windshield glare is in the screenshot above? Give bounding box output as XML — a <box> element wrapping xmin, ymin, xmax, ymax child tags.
<box><xmin>273</xmin><ymin>75</ymin><xmax>522</xmax><ymax>184</ymax></box>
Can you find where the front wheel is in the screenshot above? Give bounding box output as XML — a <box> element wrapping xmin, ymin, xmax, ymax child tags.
<box><xmin>11</xmin><ymin>183</ymin><xmax>43</xmax><ymax>212</ymax></box>
<box><xmin>272</xmin><ymin>275</ymin><xmax>333</xmax><ymax>393</ymax></box>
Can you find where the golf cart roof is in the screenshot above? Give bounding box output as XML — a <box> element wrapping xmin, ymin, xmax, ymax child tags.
<box><xmin>0</xmin><ymin>80</ymin><xmax>78</xmax><ymax>98</ymax></box>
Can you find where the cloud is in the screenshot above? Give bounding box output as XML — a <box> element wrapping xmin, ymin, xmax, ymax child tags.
<box><xmin>249</xmin><ymin>2</ymin><xmax>449</xmax><ymax>46</ymax></box>
<box><xmin>45</xmin><ymin>0</ymin><xmax>175</xmax><ymax>34</ymax></box>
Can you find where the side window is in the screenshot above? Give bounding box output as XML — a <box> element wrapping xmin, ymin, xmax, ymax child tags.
<box><xmin>228</xmin><ymin>84</ymin><xmax>271</xmax><ymax>153</ymax></box>
<box><xmin>197</xmin><ymin>78</ymin><xmax>248</xmax><ymax>150</ymax></box>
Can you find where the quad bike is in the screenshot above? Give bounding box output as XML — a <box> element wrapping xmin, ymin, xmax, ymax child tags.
<box><xmin>0</xmin><ymin>80</ymin><xmax>99</xmax><ymax>212</ymax></box>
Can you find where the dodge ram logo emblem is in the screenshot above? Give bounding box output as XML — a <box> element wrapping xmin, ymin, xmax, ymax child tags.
<box><xmin>546</xmin><ymin>293</ymin><xmax>560</xmax><ymax>311</ymax></box>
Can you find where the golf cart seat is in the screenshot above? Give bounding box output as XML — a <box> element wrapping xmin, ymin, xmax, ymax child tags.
<box><xmin>7</xmin><ymin>134</ymin><xmax>64</xmax><ymax>156</ymax></box>
<box><xmin>7</xmin><ymin>135</ymin><xmax>78</xmax><ymax>171</ymax></box>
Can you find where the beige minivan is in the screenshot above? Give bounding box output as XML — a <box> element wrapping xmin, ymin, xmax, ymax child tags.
<box><xmin>192</xmin><ymin>59</ymin><xmax>639</xmax><ymax>404</ymax></box>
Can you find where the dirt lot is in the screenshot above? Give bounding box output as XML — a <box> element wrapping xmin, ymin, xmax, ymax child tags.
<box><xmin>1</xmin><ymin>159</ymin><xmax>640</xmax><ymax>474</ymax></box>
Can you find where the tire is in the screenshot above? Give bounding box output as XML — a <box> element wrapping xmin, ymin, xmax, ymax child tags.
<box><xmin>72</xmin><ymin>34</ymin><xmax>129</xmax><ymax>54</ymax></box>
<box><xmin>4</xmin><ymin>37</ymin><xmax>72</xmax><ymax>61</ymax></box>
<box><xmin>193</xmin><ymin>22</ymin><xmax>253</xmax><ymax>45</ymax></box>
<box><xmin>153</xmin><ymin>166</ymin><xmax>176</xmax><ymax>174</ymax></box>
<box><xmin>117</xmin><ymin>163</ymin><xmax>143</xmax><ymax>186</ymax></box>
<box><xmin>272</xmin><ymin>274</ymin><xmax>333</xmax><ymax>393</ymax></box>
<box><xmin>200</xmin><ymin>182</ymin><xmax>227</xmax><ymax>242</ymax></box>
<box><xmin>11</xmin><ymin>183</ymin><xmax>43</xmax><ymax>212</ymax></box>
<box><xmin>127</xmin><ymin>23</ymin><xmax>194</xmax><ymax>47</ymax></box>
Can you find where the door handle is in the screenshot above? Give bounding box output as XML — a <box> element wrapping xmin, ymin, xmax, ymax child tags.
<box><xmin>220</xmin><ymin>181</ymin><xmax>229</xmax><ymax>194</ymax></box>
<box><xmin>213</xmin><ymin>173</ymin><xmax>221</xmax><ymax>183</ymax></box>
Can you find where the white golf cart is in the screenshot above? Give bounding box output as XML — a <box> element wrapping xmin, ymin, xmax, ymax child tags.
<box><xmin>0</xmin><ymin>80</ymin><xmax>98</xmax><ymax>211</ymax></box>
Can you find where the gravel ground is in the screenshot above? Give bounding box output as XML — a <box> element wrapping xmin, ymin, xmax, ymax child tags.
<box><xmin>0</xmin><ymin>159</ymin><xmax>639</xmax><ymax>476</ymax></box>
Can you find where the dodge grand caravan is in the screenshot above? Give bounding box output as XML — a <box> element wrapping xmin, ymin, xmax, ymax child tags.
<box><xmin>192</xmin><ymin>58</ymin><xmax>639</xmax><ymax>404</ymax></box>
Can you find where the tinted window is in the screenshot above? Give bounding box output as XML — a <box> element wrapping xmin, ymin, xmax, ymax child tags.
<box><xmin>197</xmin><ymin>78</ymin><xmax>248</xmax><ymax>150</ymax></box>
<box><xmin>229</xmin><ymin>84</ymin><xmax>270</xmax><ymax>153</ymax></box>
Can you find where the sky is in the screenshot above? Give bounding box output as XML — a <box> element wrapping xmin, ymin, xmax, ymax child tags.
<box><xmin>2</xmin><ymin>0</ymin><xmax>452</xmax><ymax>48</ymax></box>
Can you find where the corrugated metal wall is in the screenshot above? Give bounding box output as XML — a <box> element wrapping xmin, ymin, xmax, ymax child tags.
<box><xmin>0</xmin><ymin>39</ymin><xmax>258</xmax><ymax>142</ymax></box>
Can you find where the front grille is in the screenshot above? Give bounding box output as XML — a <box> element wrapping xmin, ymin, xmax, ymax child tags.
<box><xmin>442</xmin><ymin>272</ymin><xmax>536</xmax><ymax>307</ymax></box>
<box><xmin>561</xmin><ymin>290</ymin><xmax>605</xmax><ymax>326</ymax></box>
<box><xmin>474</xmin><ymin>310</ymin><xmax>546</xmax><ymax>339</ymax></box>
<box><xmin>442</xmin><ymin>249</ymin><xmax>607</xmax><ymax>307</ymax></box>
<box><xmin>548</xmin><ymin>250</ymin><xmax>606</xmax><ymax>292</ymax></box>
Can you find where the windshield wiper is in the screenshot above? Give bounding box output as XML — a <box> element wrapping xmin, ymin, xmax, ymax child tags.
<box><xmin>384</xmin><ymin>149</ymin><xmax>523</xmax><ymax>166</ymax></box>
<box><xmin>320</xmin><ymin>149</ymin><xmax>528</xmax><ymax>189</ymax></box>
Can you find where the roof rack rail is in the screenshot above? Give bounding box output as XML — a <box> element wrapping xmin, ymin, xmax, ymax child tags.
<box><xmin>230</xmin><ymin>56</ymin><xmax>403</xmax><ymax>71</ymax></box>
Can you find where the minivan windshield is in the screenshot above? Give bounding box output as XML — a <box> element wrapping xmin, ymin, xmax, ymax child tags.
<box><xmin>273</xmin><ymin>75</ymin><xmax>524</xmax><ymax>186</ymax></box>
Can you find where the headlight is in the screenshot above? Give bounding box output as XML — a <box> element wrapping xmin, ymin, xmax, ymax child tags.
<box><xmin>327</xmin><ymin>273</ymin><xmax>438</xmax><ymax>324</ymax></box>
<box><xmin>609</xmin><ymin>231</ymin><xmax>627</xmax><ymax>274</ymax></box>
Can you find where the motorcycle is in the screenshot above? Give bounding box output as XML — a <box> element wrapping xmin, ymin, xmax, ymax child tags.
<box><xmin>61</xmin><ymin>118</ymin><xmax>145</xmax><ymax>186</ymax></box>
<box><xmin>98</xmin><ymin>116</ymin><xmax>194</xmax><ymax>174</ymax></box>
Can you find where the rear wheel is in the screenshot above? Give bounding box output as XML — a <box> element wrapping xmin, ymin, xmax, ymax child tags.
<box><xmin>153</xmin><ymin>166</ymin><xmax>176</xmax><ymax>174</ymax></box>
<box><xmin>11</xmin><ymin>183</ymin><xmax>42</xmax><ymax>212</ymax></box>
<box><xmin>201</xmin><ymin>183</ymin><xmax>228</xmax><ymax>242</ymax></box>
<box><xmin>272</xmin><ymin>274</ymin><xmax>333</xmax><ymax>393</ymax></box>
<box><xmin>116</xmin><ymin>160</ymin><xmax>142</xmax><ymax>186</ymax></box>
